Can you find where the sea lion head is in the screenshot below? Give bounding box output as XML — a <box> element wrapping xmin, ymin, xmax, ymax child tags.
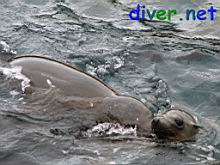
<box><xmin>151</xmin><ymin>109</ymin><xmax>201</xmax><ymax>141</ymax></box>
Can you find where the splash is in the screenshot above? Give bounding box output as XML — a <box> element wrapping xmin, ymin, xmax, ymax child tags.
<box><xmin>0</xmin><ymin>41</ymin><xmax>17</xmax><ymax>55</ymax></box>
<box><xmin>84</xmin><ymin>123</ymin><xmax>137</xmax><ymax>137</ymax></box>
<box><xmin>86</xmin><ymin>56</ymin><xmax>125</xmax><ymax>77</ymax></box>
<box><xmin>0</xmin><ymin>66</ymin><xmax>31</xmax><ymax>92</ymax></box>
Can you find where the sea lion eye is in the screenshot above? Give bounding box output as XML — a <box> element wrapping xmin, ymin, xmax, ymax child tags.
<box><xmin>175</xmin><ymin>118</ymin><xmax>184</xmax><ymax>127</ymax></box>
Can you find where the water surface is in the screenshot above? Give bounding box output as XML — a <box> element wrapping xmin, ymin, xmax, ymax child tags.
<box><xmin>0</xmin><ymin>0</ymin><xmax>220</xmax><ymax>164</ymax></box>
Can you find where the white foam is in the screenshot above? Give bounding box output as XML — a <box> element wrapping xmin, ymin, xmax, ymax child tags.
<box><xmin>84</xmin><ymin>123</ymin><xmax>137</xmax><ymax>137</ymax></box>
<box><xmin>9</xmin><ymin>90</ymin><xmax>20</xmax><ymax>97</ymax></box>
<box><xmin>112</xmin><ymin>56</ymin><xmax>124</xmax><ymax>70</ymax></box>
<box><xmin>0</xmin><ymin>41</ymin><xmax>17</xmax><ymax>54</ymax></box>
<box><xmin>0</xmin><ymin>41</ymin><xmax>9</xmax><ymax>52</ymax></box>
<box><xmin>0</xmin><ymin>66</ymin><xmax>31</xmax><ymax>92</ymax></box>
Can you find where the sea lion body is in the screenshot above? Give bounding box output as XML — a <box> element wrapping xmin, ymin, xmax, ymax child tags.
<box><xmin>7</xmin><ymin>55</ymin><xmax>200</xmax><ymax>140</ymax></box>
<box><xmin>95</xmin><ymin>96</ymin><xmax>153</xmax><ymax>136</ymax></box>
<box><xmin>9</xmin><ymin>55</ymin><xmax>153</xmax><ymax>136</ymax></box>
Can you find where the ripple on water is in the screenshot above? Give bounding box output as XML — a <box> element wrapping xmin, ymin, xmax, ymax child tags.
<box><xmin>0</xmin><ymin>0</ymin><xmax>220</xmax><ymax>164</ymax></box>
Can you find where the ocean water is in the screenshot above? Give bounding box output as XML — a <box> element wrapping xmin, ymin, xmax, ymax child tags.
<box><xmin>0</xmin><ymin>0</ymin><xmax>220</xmax><ymax>164</ymax></box>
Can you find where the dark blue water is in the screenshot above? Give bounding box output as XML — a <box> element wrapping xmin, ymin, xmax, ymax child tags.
<box><xmin>0</xmin><ymin>0</ymin><xmax>220</xmax><ymax>164</ymax></box>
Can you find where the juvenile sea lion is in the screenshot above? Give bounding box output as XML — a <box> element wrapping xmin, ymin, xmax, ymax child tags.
<box><xmin>3</xmin><ymin>55</ymin><xmax>200</xmax><ymax>141</ymax></box>
<box><xmin>152</xmin><ymin>109</ymin><xmax>201</xmax><ymax>141</ymax></box>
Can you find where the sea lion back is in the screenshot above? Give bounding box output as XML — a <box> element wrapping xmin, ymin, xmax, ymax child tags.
<box><xmin>10</xmin><ymin>56</ymin><xmax>116</xmax><ymax>98</ymax></box>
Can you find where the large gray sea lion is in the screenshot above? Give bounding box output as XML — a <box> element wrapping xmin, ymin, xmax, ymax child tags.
<box><xmin>3</xmin><ymin>55</ymin><xmax>201</xmax><ymax>141</ymax></box>
<box><xmin>9</xmin><ymin>55</ymin><xmax>153</xmax><ymax>136</ymax></box>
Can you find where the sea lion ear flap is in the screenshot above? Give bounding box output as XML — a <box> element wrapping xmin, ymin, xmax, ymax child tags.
<box><xmin>193</xmin><ymin>124</ymin><xmax>203</xmax><ymax>129</ymax></box>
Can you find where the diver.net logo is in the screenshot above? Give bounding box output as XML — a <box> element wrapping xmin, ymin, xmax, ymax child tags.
<box><xmin>129</xmin><ymin>4</ymin><xmax>217</xmax><ymax>21</ymax></box>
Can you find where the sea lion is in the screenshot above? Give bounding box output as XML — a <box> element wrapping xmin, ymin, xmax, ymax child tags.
<box><xmin>2</xmin><ymin>55</ymin><xmax>200</xmax><ymax>141</ymax></box>
<box><xmin>8</xmin><ymin>55</ymin><xmax>153</xmax><ymax>136</ymax></box>
<box><xmin>152</xmin><ymin>109</ymin><xmax>201</xmax><ymax>141</ymax></box>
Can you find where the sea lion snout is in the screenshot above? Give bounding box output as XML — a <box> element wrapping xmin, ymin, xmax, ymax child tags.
<box><xmin>152</xmin><ymin>117</ymin><xmax>160</xmax><ymax>126</ymax></box>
